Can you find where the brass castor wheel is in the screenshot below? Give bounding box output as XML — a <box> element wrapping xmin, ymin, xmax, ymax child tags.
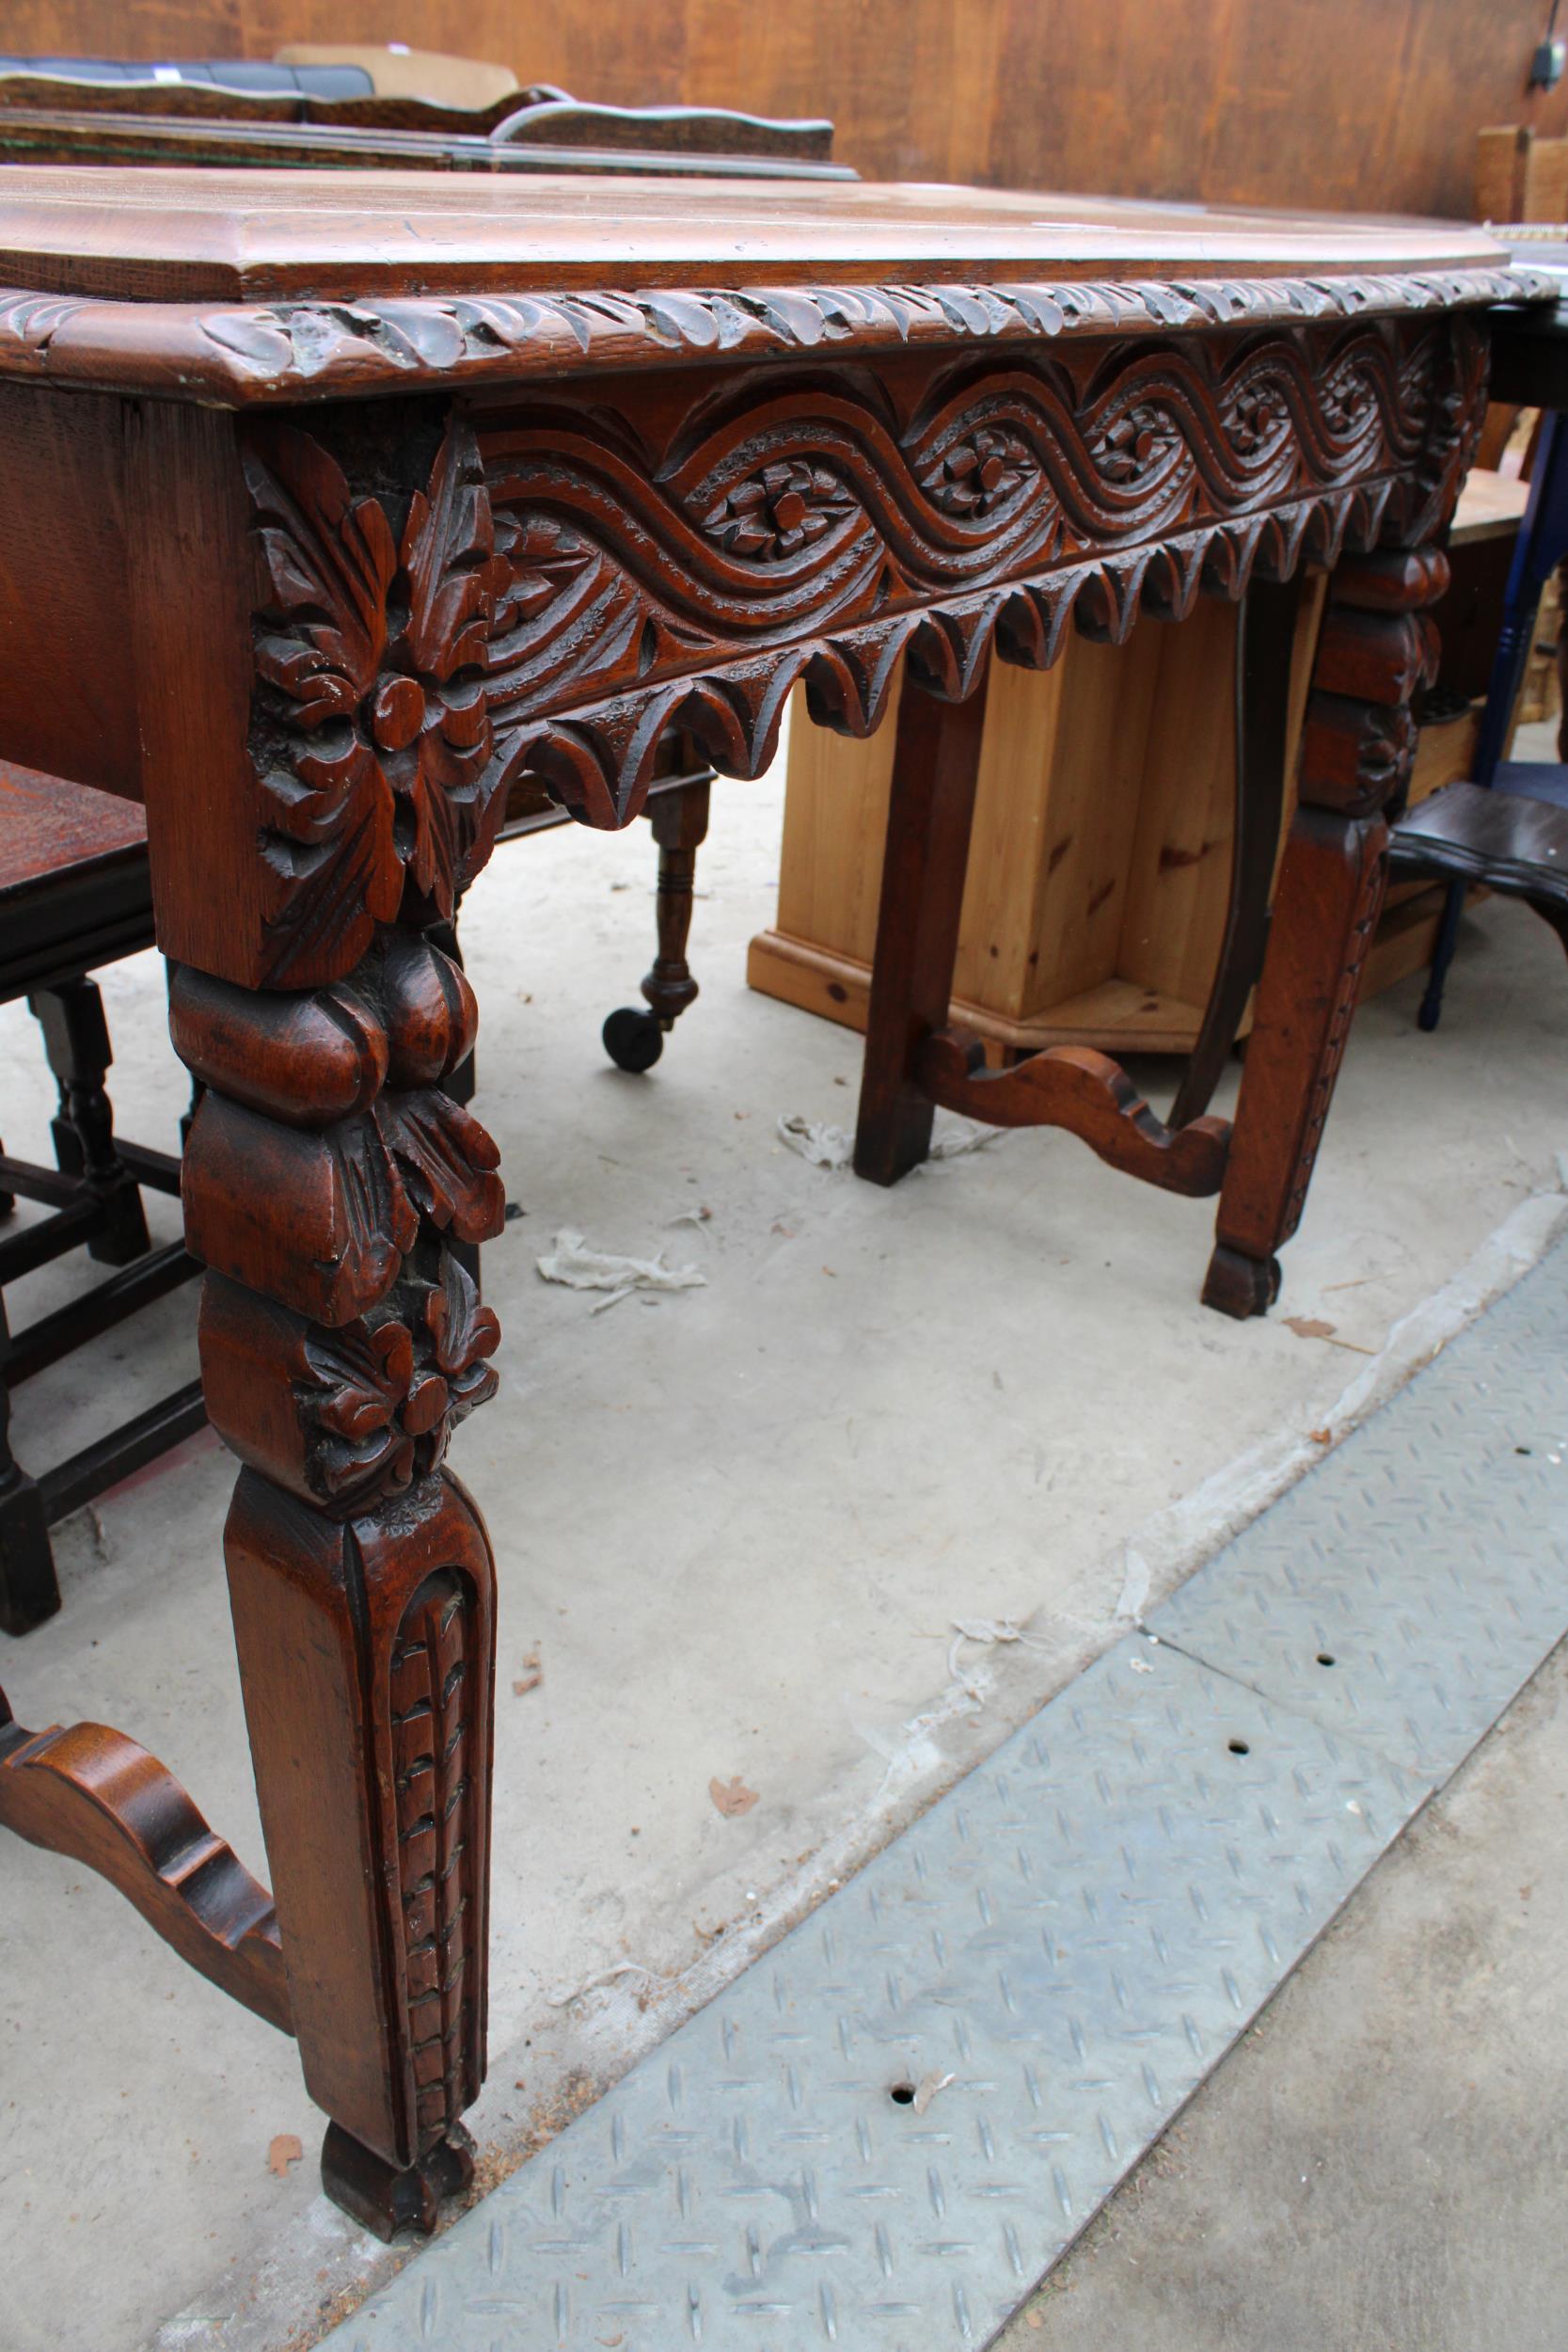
<box><xmin>602</xmin><ymin>1007</ymin><xmax>664</xmax><ymax>1073</ymax></box>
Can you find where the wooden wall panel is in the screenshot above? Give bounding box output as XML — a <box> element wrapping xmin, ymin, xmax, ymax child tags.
<box><xmin>5</xmin><ymin>0</ymin><xmax>1566</xmax><ymax>218</ymax></box>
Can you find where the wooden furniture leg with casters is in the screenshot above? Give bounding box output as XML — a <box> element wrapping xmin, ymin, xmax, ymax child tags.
<box><xmin>602</xmin><ymin>775</ymin><xmax>714</xmax><ymax>1071</ymax></box>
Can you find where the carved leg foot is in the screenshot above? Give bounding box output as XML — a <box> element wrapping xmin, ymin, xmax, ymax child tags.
<box><xmin>29</xmin><ymin>980</ymin><xmax>150</xmax><ymax>1267</ymax></box>
<box><xmin>322</xmin><ymin>2120</ymin><xmax>476</xmax><ymax>2242</ymax></box>
<box><xmin>855</xmin><ymin>664</ymin><xmax>990</xmax><ymax>1184</ymax></box>
<box><xmin>603</xmin><ymin>776</ymin><xmax>713</xmax><ymax>1073</ymax></box>
<box><xmin>1205</xmin><ymin>549</ymin><xmax>1447</xmax><ymax>1314</ymax></box>
<box><xmin>1201</xmin><ymin>1242</ymin><xmax>1282</xmax><ymax>1321</ymax></box>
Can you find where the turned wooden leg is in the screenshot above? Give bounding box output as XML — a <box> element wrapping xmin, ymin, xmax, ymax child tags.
<box><xmin>855</xmin><ymin>662</ymin><xmax>991</xmax><ymax>1184</ymax></box>
<box><xmin>602</xmin><ymin>777</ymin><xmax>713</xmax><ymax>1073</ymax></box>
<box><xmin>1204</xmin><ymin>548</ymin><xmax>1449</xmax><ymax>1317</ymax></box>
<box><xmin>30</xmin><ymin>979</ymin><xmax>150</xmax><ymax>1266</ymax></box>
<box><xmin>172</xmin><ymin>935</ymin><xmax>503</xmax><ymax>2237</ymax></box>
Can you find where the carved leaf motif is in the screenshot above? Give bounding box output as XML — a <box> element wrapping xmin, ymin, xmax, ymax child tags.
<box><xmin>191</xmin><ymin>268</ymin><xmax>1546</xmax><ymax>404</ymax></box>
<box><xmin>421</xmin><ymin>1250</ymin><xmax>501</xmax><ymax>1426</ymax></box>
<box><xmin>372</xmin><ymin>1089</ymin><xmax>506</xmax><ymax>1246</ymax></box>
<box><xmin>245</xmin><ymin>419</ymin><xmax>511</xmax><ymax>986</ymax></box>
<box><xmin>247</xmin><ymin>428</ymin><xmax>397</xmax><ymax>723</ymax></box>
<box><xmin>298</xmin><ymin>1318</ymin><xmax>417</xmax><ymax>1504</ymax></box>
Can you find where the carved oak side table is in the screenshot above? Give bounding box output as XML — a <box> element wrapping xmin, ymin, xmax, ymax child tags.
<box><xmin>0</xmin><ymin>169</ymin><xmax>1544</xmax><ymax>2235</ymax></box>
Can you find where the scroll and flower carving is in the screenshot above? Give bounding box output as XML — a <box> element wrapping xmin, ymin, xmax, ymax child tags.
<box><xmin>1087</xmin><ymin>402</ymin><xmax>1182</xmax><ymax>486</ymax></box>
<box><xmin>237</xmin><ymin>308</ymin><xmax>1485</xmax><ymax>866</ymax></box>
<box><xmin>922</xmin><ymin>425</ymin><xmax>1036</xmax><ymax>517</ymax></box>
<box><xmin>459</xmin><ymin>316</ymin><xmax>1464</xmax><ymax>824</ymax></box>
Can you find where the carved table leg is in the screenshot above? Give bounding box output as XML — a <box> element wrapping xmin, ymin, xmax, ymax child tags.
<box><xmin>1203</xmin><ymin>548</ymin><xmax>1448</xmax><ymax>1317</ymax></box>
<box><xmin>854</xmin><ymin>663</ymin><xmax>991</xmax><ymax>1184</ymax></box>
<box><xmin>603</xmin><ymin>776</ymin><xmax>714</xmax><ymax>1073</ymax></box>
<box><xmin>173</xmin><ymin>936</ymin><xmax>503</xmax><ymax>2236</ymax></box>
<box><xmin>127</xmin><ymin>406</ymin><xmax>517</xmax><ymax>2232</ymax></box>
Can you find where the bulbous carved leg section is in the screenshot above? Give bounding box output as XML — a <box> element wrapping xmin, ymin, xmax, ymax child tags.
<box><xmin>1204</xmin><ymin>549</ymin><xmax>1447</xmax><ymax>1316</ymax></box>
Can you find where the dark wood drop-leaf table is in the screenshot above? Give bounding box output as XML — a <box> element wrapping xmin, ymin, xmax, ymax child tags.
<box><xmin>0</xmin><ymin>169</ymin><xmax>1545</xmax><ymax>2236</ymax></box>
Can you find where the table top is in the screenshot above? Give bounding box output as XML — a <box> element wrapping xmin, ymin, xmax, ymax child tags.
<box><xmin>0</xmin><ymin>169</ymin><xmax>1548</xmax><ymax>409</ymax></box>
<box><xmin>0</xmin><ymin>168</ymin><xmax>1524</xmax><ymax>300</ymax></box>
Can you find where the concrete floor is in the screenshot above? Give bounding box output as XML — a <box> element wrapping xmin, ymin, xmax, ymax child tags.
<box><xmin>999</xmin><ymin>1638</ymin><xmax>1568</xmax><ymax>2352</ymax></box>
<box><xmin>4</xmin><ymin>721</ymin><xmax>1568</xmax><ymax>2352</ymax></box>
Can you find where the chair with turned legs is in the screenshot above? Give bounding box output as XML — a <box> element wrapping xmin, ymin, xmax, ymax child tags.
<box><xmin>0</xmin><ymin>739</ymin><xmax>717</xmax><ymax>1633</ymax></box>
<box><xmin>0</xmin><ymin>760</ymin><xmax>204</xmax><ymax>1634</ymax></box>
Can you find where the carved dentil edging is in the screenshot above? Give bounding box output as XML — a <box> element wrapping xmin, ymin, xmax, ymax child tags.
<box><xmin>0</xmin><ymin>263</ymin><xmax>1545</xmax><ymax>401</ymax></box>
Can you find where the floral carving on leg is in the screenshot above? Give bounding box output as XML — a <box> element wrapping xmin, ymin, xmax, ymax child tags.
<box><xmin>245</xmin><ymin>419</ymin><xmax>514</xmax><ymax>986</ymax></box>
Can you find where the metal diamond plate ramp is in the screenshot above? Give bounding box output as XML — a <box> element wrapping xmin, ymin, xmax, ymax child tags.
<box><xmin>1147</xmin><ymin>1241</ymin><xmax>1568</xmax><ymax>1779</ymax></box>
<box><xmin>322</xmin><ymin>1640</ymin><xmax>1424</xmax><ymax>2352</ymax></box>
<box><xmin>320</xmin><ymin>1241</ymin><xmax>1568</xmax><ymax>2352</ymax></box>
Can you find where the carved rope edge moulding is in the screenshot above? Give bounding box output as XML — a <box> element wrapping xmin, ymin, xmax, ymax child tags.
<box><xmin>0</xmin><ymin>262</ymin><xmax>1549</xmax><ymax>403</ymax></box>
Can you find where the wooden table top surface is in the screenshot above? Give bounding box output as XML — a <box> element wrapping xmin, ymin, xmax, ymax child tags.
<box><xmin>0</xmin><ymin>167</ymin><xmax>1521</xmax><ymax>302</ymax></box>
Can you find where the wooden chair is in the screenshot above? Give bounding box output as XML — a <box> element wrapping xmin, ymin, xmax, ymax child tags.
<box><xmin>0</xmin><ymin>762</ymin><xmax>203</xmax><ymax>1636</ymax></box>
<box><xmin>0</xmin><ymin>735</ymin><xmax>715</xmax><ymax>1637</ymax></box>
<box><xmin>1391</xmin><ymin>772</ymin><xmax>1568</xmax><ymax>968</ymax></box>
<box><xmin>1418</xmin><ymin>280</ymin><xmax>1568</xmax><ymax>1026</ymax></box>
